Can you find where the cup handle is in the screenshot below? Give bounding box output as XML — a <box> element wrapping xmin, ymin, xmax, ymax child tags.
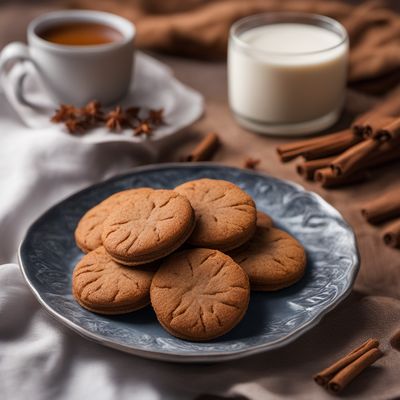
<box><xmin>0</xmin><ymin>42</ymin><xmax>42</xmax><ymax>107</ymax></box>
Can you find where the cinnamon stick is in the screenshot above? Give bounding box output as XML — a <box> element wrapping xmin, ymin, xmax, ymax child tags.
<box><xmin>183</xmin><ymin>132</ymin><xmax>219</xmax><ymax>162</ymax></box>
<box><xmin>277</xmin><ymin>130</ymin><xmax>359</xmax><ymax>162</ymax></box>
<box><xmin>352</xmin><ymin>87</ymin><xmax>400</xmax><ymax>136</ymax></box>
<box><xmin>314</xmin><ymin>338</ymin><xmax>380</xmax><ymax>387</ymax></box>
<box><xmin>277</xmin><ymin>129</ymin><xmax>352</xmax><ymax>155</ymax></box>
<box><xmin>300</xmin><ymin>140</ymin><xmax>400</xmax><ymax>181</ymax></box>
<box><xmin>352</xmin><ymin>114</ymin><xmax>394</xmax><ymax>138</ymax></box>
<box><xmin>390</xmin><ymin>328</ymin><xmax>400</xmax><ymax>351</ymax></box>
<box><xmin>296</xmin><ymin>156</ymin><xmax>336</xmax><ymax>180</ymax></box>
<box><xmin>365</xmin><ymin>140</ymin><xmax>400</xmax><ymax>167</ymax></box>
<box><xmin>314</xmin><ymin>168</ymin><xmax>368</xmax><ymax>188</ymax></box>
<box><xmin>327</xmin><ymin>348</ymin><xmax>383</xmax><ymax>394</ymax></box>
<box><xmin>330</xmin><ymin>139</ymin><xmax>382</xmax><ymax>176</ymax></box>
<box><xmin>301</xmin><ymin>132</ymin><xmax>362</xmax><ymax>161</ymax></box>
<box><xmin>383</xmin><ymin>218</ymin><xmax>400</xmax><ymax>248</ymax></box>
<box><xmin>373</xmin><ymin>117</ymin><xmax>400</xmax><ymax>141</ymax></box>
<box><xmin>361</xmin><ymin>187</ymin><xmax>400</xmax><ymax>224</ymax></box>
<box><xmin>346</xmin><ymin>140</ymin><xmax>400</xmax><ymax>172</ymax></box>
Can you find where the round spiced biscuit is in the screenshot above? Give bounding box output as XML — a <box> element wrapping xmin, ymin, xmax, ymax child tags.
<box><xmin>257</xmin><ymin>211</ymin><xmax>273</xmax><ymax>229</ymax></box>
<box><xmin>72</xmin><ymin>246</ymin><xmax>156</xmax><ymax>315</ymax></box>
<box><xmin>150</xmin><ymin>248</ymin><xmax>250</xmax><ymax>341</ymax></box>
<box><xmin>102</xmin><ymin>189</ymin><xmax>195</xmax><ymax>266</ymax></box>
<box><xmin>75</xmin><ymin>188</ymin><xmax>153</xmax><ymax>253</ymax></box>
<box><xmin>174</xmin><ymin>179</ymin><xmax>257</xmax><ymax>251</ymax></box>
<box><xmin>230</xmin><ymin>226</ymin><xmax>306</xmax><ymax>291</ymax></box>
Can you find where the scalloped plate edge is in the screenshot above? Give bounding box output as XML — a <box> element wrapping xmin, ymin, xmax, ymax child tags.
<box><xmin>18</xmin><ymin>162</ymin><xmax>360</xmax><ymax>363</ymax></box>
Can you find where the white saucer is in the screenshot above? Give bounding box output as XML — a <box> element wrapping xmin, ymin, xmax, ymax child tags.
<box><xmin>0</xmin><ymin>52</ymin><xmax>204</xmax><ymax>145</ymax></box>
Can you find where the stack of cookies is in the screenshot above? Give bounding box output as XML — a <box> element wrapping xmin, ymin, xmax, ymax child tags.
<box><xmin>73</xmin><ymin>179</ymin><xmax>306</xmax><ymax>341</ymax></box>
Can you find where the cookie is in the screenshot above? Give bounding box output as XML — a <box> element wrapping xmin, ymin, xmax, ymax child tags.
<box><xmin>230</xmin><ymin>226</ymin><xmax>306</xmax><ymax>291</ymax></box>
<box><xmin>72</xmin><ymin>246</ymin><xmax>156</xmax><ymax>314</ymax></box>
<box><xmin>175</xmin><ymin>179</ymin><xmax>257</xmax><ymax>251</ymax></box>
<box><xmin>150</xmin><ymin>248</ymin><xmax>250</xmax><ymax>341</ymax></box>
<box><xmin>102</xmin><ymin>189</ymin><xmax>195</xmax><ymax>266</ymax></box>
<box><xmin>257</xmin><ymin>211</ymin><xmax>273</xmax><ymax>229</ymax></box>
<box><xmin>75</xmin><ymin>188</ymin><xmax>153</xmax><ymax>253</ymax></box>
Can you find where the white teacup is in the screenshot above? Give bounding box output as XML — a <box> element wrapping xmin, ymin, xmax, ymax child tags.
<box><xmin>0</xmin><ymin>10</ymin><xmax>135</xmax><ymax>106</ymax></box>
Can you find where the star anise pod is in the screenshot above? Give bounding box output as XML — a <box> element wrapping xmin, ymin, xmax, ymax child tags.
<box><xmin>105</xmin><ymin>106</ymin><xmax>129</xmax><ymax>131</ymax></box>
<box><xmin>243</xmin><ymin>157</ymin><xmax>260</xmax><ymax>170</ymax></box>
<box><xmin>51</xmin><ymin>102</ymin><xmax>164</xmax><ymax>136</ymax></box>
<box><xmin>83</xmin><ymin>100</ymin><xmax>104</xmax><ymax>123</ymax></box>
<box><xmin>51</xmin><ymin>104</ymin><xmax>78</xmax><ymax>123</ymax></box>
<box><xmin>148</xmin><ymin>108</ymin><xmax>165</xmax><ymax>126</ymax></box>
<box><xmin>126</xmin><ymin>106</ymin><xmax>141</xmax><ymax>120</ymax></box>
<box><xmin>64</xmin><ymin>117</ymin><xmax>90</xmax><ymax>134</ymax></box>
<box><xmin>133</xmin><ymin>120</ymin><xmax>153</xmax><ymax>136</ymax></box>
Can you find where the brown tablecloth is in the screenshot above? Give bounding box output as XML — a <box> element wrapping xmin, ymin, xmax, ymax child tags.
<box><xmin>1</xmin><ymin>2</ymin><xmax>400</xmax><ymax>399</ymax></box>
<box><xmin>155</xmin><ymin>55</ymin><xmax>400</xmax><ymax>399</ymax></box>
<box><xmin>158</xmin><ymin>56</ymin><xmax>400</xmax><ymax>300</ymax></box>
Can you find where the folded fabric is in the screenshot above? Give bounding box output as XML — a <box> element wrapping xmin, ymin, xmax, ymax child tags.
<box><xmin>2</xmin><ymin>263</ymin><xmax>400</xmax><ymax>400</ymax></box>
<box><xmin>0</xmin><ymin>51</ymin><xmax>204</xmax><ymax>264</ymax></box>
<box><xmin>0</xmin><ymin>114</ymin><xmax>148</xmax><ymax>264</ymax></box>
<box><xmin>1</xmin><ymin>1</ymin><xmax>398</xmax><ymax>94</ymax></box>
<box><xmin>63</xmin><ymin>0</ymin><xmax>400</xmax><ymax>95</ymax></box>
<box><xmin>0</xmin><ymin>51</ymin><xmax>203</xmax><ymax>143</ymax></box>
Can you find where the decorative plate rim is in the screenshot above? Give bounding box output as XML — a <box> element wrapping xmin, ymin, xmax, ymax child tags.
<box><xmin>18</xmin><ymin>162</ymin><xmax>360</xmax><ymax>363</ymax></box>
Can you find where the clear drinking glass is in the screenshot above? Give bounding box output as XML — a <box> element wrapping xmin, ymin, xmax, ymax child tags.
<box><xmin>228</xmin><ymin>12</ymin><xmax>349</xmax><ymax>136</ymax></box>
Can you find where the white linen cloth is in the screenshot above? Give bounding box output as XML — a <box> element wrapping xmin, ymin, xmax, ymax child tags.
<box><xmin>0</xmin><ymin>53</ymin><xmax>208</xmax><ymax>399</ymax></box>
<box><xmin>0</xmin><ymin>51</ymin><xmax>203</xmax><ymax>263</ymax></box>
<box><xmin>1</xmin><ymin>51</ymin><xmax>203</xmax><ymax>143</ymax></box>
<box><xmin>2</xmin><ymin>261</ymin><xmax>400</xmax><ymax>400</ymax></box>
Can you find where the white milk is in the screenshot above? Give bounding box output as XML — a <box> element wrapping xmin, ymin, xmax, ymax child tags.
<box><xmin>228</xmin><ymin>19</ymin><xmax>348</xmax><ymax>135</ymax></box>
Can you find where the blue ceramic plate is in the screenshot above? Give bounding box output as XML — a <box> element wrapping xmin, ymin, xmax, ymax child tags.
<box><xmin>19</xmin><ymin>163</ymin><xmax>359</xmax><ymax>362</ymax></box>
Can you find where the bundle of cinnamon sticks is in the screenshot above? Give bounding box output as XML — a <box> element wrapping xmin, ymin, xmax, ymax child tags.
<box><xmin>277</xmin><ymin>92</ymin><xmax>400</xmax><ymax>249</ymax></box>
<box><xmin>277</xmin><ymin>90</ymin><xmax>400</xmax><ymax>189</ymax></box>
<box><xmin>314</xmin><ymin>338</ymin><xmax>383</xmax><ymax>394</ymax></box>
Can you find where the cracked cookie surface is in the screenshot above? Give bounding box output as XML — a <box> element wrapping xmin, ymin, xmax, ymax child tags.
<box><xmin>230</xmin><ymin>226</ymin><xmax>306</xmax><ymax>291</ymax></box>
<box><xmin>102</xmin><ymin>189</ymin><xmax>195</xmax><ymax>266</ymax></box>
<box><xmin>150</xmin><ymin>248</ymin><xmax>250</xmax><ymax>341</ymax></box>
<box><xmin>75</xmin><ymin>188</ymin><xmax>153</xmax><ymax>253</ymax></box>
<box><xmin>175</xmin><ymin>179</ymin><xmax>256</xmax><ymax>251</ymax></box>
<box><xmin>72</xmin><ymin>246</ymin><xmax>157</xmax><ymax>314</ymax></box>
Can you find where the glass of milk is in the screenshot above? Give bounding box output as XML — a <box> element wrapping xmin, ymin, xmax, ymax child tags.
<box><xmin>228</xmin><ymin>13</ymin><xmax>349</xmax><ymax>136</ymax></box>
